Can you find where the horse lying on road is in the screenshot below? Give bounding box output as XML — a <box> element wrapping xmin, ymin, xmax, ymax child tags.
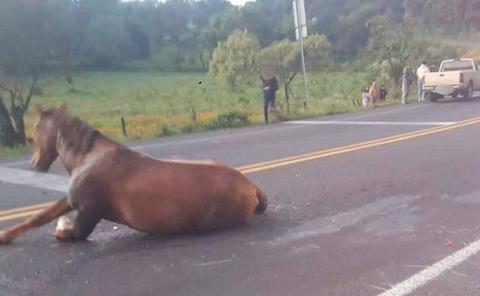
<box><xmin>0</xmin><ymin>105</ymin><xmax>267</xmax><ymax>244</ymax></box>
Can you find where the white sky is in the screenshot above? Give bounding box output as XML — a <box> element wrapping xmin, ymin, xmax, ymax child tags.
<box><xmin>228</xmin><ymin>0</ymin><xmax>255</xmax><ymax>6</ymax></box>
<box><xmin>123</xmin><ymin>0</ymin><xmax>256</xmax><ymax>5</ymax></box>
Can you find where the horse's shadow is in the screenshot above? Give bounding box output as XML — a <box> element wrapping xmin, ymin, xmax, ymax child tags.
<box><xmin>49</xmin><ymin>212</ymin><xmax>287</xmax><ymax>258</ymax></box>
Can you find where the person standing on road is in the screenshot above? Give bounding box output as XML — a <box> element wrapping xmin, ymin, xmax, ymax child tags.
<box><xmin>416</xmin><ymin>62</ymin><xmax>430</xmax><ymax>102</ymax></box>
<box><xmin>261</xmin><ymin>68</ymin><xmax>280</xmax><ymax>124</ymax></box>
<box><xmin>401</xmin><ymin>66</ymin><xmax>414</xmax><ymax>104</ymax></box>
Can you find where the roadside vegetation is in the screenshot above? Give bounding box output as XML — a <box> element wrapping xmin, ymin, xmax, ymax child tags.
<box><xmin>1</xmin><ymin>0</ymin><xmax>479</xmax><ymax>157</ymax></box>
<box><xmin>22</xmin><ymin>70</ymin><xmax>366</xmax><ymax>141</ymax></box>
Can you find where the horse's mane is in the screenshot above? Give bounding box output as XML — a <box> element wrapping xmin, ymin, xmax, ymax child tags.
<box><xmin>49</xmin><ymin>110</ymin><xmax>101</xmax><ymax>154</ymax></box>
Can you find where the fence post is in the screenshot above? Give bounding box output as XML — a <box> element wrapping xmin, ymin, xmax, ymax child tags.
<box><xmin>121</xmin><ymin>117</ymin><xmax>128</xmax><ymax>137</ymax></box>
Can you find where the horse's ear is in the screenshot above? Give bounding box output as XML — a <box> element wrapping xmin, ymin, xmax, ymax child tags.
<box><xmin>35</xmin><ymin>105</ymin><xmax>43</xmax><ymax>115</ymax></box>
<box><xmin>57</xmin><ymin>103</ymin><xmax>67</xmax><ymax>113</ymax></box>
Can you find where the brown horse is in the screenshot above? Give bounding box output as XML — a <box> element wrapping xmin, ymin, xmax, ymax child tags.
<box><xmin>0</xmin><ymin>105</ymin><xmax>267</xmax><ymax>244</ymax></box>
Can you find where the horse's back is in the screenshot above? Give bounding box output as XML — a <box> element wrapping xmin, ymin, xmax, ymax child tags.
<box><xmin>106</xmin><ymin>150</ymin><xmax>260</xmax><ymax>234</ymax></box>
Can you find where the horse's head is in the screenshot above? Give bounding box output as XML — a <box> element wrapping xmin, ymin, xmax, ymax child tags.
<box><xmin>31</xmin><ymin>104</ymin><xmax>67</xmax><ymax>172</ymax></box>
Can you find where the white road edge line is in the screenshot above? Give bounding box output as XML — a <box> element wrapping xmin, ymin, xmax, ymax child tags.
<box><xmin>129</xmin><ymin>124</ymin><xmax>304</xmax><ymax>150</ymax></box>
<box><xmin>0</xmin><ymin>124</ymin><xmax>306</xmax><ymax>167</ymax></box>
<box><xmin>0</xmin><ymin>103</ymin><xmax>431</xmax><ymax>168</ymax></box>
<box><xmin>0</xmin><ymin>166</ymin><xmax>68</xmax><ymax>193</ymax></box>
<box><xmin>191</xmin><ymin>259</ymin><xmax>233</xmax><ymax>267</ymax></box>
<box><xmin>345</xmin><ymin>103</ymin><xmax>430</xmax><ymax>120</ymax></box>
<box><xmin>379</xmin><ymin>238</ymin><xmax>480</xmax><ymax>296</ymax></box>
<box><xmin>1</xmin><ymin>120</ymin><xmax>454</xmax><ymax>167</ymax></box>
<box><xmin>286</xmin><ymin>120</ymin><xmax>458</xmax><ymax>126</ymax></box>
<box><xmin>0</xmin><ymin>159</ymin><xmax>31</xmax><ymax>167</ymax></box>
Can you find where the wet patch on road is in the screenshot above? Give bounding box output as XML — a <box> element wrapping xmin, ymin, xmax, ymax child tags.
<box><xmin>440</xmin><ymin>189</ymin><xmax>480</xmax><ymax>204</ymax></box>
<box><xmin>269</xmin><ymin>195</ymin><xmax>421</xmax><ymax>246</ymax></box>
<box><xmin>363</xmin><ymin>204</ymin><xmax>425</xmax><ymax>237</ymax></box>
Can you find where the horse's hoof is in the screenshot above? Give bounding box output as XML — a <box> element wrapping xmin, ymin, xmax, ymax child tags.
<box><xmin>56</xmin><ymin>216</ymin><xmax>73</xmax><ymax>231</ymax></box>
<box><xmin>55</xmin><ymin>230</ymin><xmax>72</xmax><ymax>242</ymax></box>
<box><xmin>55</xmin><ymin>217</ymin><xmax>75</xmax><ymax>242</ymax></box>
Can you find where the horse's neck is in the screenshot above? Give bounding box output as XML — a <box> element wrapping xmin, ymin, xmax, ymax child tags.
<box><xmin>57</xmin><ymin>133</ymin><xmax>117</xmax><ymax>175</ymax></box>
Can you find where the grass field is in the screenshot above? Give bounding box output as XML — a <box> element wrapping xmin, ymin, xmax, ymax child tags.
<box><xmin>2</xmin><ymin>70</ymin><xmax>393</xmax><ymax>158</ymax></box>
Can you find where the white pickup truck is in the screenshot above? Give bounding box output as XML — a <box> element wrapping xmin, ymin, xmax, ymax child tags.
<box><xmin>423</xmin><ymin>58</ymin><xmax>480</xmax><ymax>102</ymax></box>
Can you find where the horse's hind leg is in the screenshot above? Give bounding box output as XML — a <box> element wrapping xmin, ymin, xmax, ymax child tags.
<box><xmin>55</xmin><ymin>209</ymin><xmax>101</xmax><ymax>242</ymax></box>
<box><xmin>0</xmin><ymin>197</ymin><xmax>72</xmax><ymax>244</ymax></box>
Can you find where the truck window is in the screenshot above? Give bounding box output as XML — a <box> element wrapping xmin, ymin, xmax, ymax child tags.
<box><xmin>441</xmin><ymin>60</ymin><xmax>474</xmax><ymax>72</ymax></box>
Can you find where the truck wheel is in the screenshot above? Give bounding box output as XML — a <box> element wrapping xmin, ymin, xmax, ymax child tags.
<box><xmin>426</xmin><ymin>92</ymin><xmax>437</xmax><ymax>102</ymax></box>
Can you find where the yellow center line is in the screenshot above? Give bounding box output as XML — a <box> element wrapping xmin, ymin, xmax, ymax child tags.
<box><xmin>240</xmin><ymin>117</ymin><xmax>480</xmax><ymax>174</ymax></box>
<box><xmin>238</xmin><ymin>116</ymin><xmax>480</xmax><ymax>172</ymax></box>
<box><xmin>0</xmin><ymin>201</ymin><xmax>54</xmax><ymax>217</ymax></box>
<box><xmin>0</xmin><ymin>208</ymin><xmax>46</xmax><ymax>223</ymax></box>
<box><xmin>2</xmin><ymin>116</ymin><xmax>480</xmax><ymax>222</ymax></box>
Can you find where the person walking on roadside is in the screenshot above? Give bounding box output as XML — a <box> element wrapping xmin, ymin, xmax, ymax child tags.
<box><xmin>261</xmin><ymin>68</ymin><xmax>280</xmax><ymax>124</ymax></box>
<box><xmin>369</xmin><ymin>81</ymin><xmax>379</xmax><ymax>104</ymax></box>
<box><xmin>362</xmin><ymin>86</ymin><xmax>372</xmax><ymax>108</ymax></box>
<box><xmin>416</xmin><ymin>62</ymin><xmax>430</xmax><ymax>102</ymax></box>
<box><xmin>401</xmin><ymin>66</ymin><xmax>414</xmax><ymax>104</ymax></box>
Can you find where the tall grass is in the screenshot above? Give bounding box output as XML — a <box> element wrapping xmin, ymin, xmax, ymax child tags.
<box><xmin>2</xmin><ymin>70</ymin><xmax>373</xmax><ymax>158</ymax></box>
<box><xmin>0</xmin><ymin>145</ymin><xmax>31</xmax><ymax>159</ymax></box>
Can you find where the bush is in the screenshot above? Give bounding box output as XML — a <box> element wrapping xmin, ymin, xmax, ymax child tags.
<box><xmin>209</xmin><ymin>111</ymin><xmax>250</xmax><ymax>129</ymax></box>
<box><xmin>159</xmin><ymin>125</ymin><xmax>178</xmax><ymax>136</ymax></box>
<box><xmin>209</xmin><ymin>30</ymin><xmax>260</xmax><ymax>90</ymax></box>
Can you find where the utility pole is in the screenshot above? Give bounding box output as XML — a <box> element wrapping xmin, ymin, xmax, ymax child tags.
<box><xmin>293</xmin><ymin>0</ymin><xmax>309</xmax><ymax>109</ymax></box>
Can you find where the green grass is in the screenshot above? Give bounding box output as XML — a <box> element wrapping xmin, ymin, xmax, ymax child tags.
<box><xmin>1</xmin><ymin>70</ymin><xmax>388</xmax><ymax>158</ymax></box>
<box><xmin>37</xmin><ymin>71</ymin><xmax>365</xmax><ymax>113</ymax></box>
<box><xmin>0</xmin><ymin>145</ymin><xmax>31</xmax><ymax>159</ymax></box>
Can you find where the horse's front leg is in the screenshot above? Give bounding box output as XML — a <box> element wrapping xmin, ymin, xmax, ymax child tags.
<box><xmin>55</xmin><ymin>208</ymin><xmax>101</xmax><ymax>242</ymax></box>
<box><xmin>0</xmin><ymin>197</ymin><xmax>72</xmax><ymax>244</ymax></box>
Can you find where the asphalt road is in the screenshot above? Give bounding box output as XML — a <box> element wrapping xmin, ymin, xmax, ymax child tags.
<box><xmin>2</xmin><ymin>98</ymin><xmax>480</xmax><ymax>295</ymax></box>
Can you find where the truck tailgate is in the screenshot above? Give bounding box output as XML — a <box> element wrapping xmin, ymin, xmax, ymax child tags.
<box><xmin>424</xmin><ymin>72</ymin><xmax>461</xmax><ymax>87</ymax></box>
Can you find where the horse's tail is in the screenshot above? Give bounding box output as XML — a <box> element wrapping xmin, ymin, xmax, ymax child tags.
<box><xmin>255</xmin><ymin>187</ymin><xmax>268</xmax><ymax>214</ymax></box>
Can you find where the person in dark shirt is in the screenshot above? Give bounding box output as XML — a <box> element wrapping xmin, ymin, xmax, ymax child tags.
<box><xmin>379</xmin><ymin>85</ymin><xmax>388</xmax><ymax>102</ymax></box>
<box><xmin>261</xmin><ymin>73</ymin><xmax>279</xmax><ymax>124</ymax></box>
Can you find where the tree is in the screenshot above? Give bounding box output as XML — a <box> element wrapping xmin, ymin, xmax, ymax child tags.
<box><xmin>308</xmin><ymin>0</ymin><xmax>376</xmax><ymax>60</ymax></box>
<box><xmin>83</xmin><ymin>15</ymin><xmax>128</xmax><ymax>66</ymax></box>
<box><xmin>366</xmin><ymin>16</ymin><xmax>419</xmax><ymax>87</ymax></box>
<box><xmin>403</xmin><ymin>0</ymin><xmax>478</xmax><ymax>29</ymax></box>
<box><xmin>191</xmin><ymin>0</ymin><xmax>231</xmax><ymax>71</ymax></box>
<box><xmin>467</xmin><ymin>2</ymin><xmax>480</xmax><ymax>28</ymax></box>
<box><xmin>366</xmin><ymin>15</ymin><xmax>458</xmax><ymax>91</ymax></box>
<box><xmin>155</xmin><ymin>0</ymin><xmax>192</xmax><ymax>71</ymax></box>
<box><xmin>302</xmin><ymin>34</ymin><xmax>333</xmax><ymax>70</ymax></box>
<box><xmin>211</xmin><ymin>0</ymin><xmax>291</xmax><ymax>47</ymax></box>
<box><xmin>123</xmin><ymin>2</ymin><xmax>156</xmax><ymax>61</ymax></box>
<box><xmin>192</xmin><ymin>0</ymin><xmax>231</xmax><ymax>28</ymax></box>
<box><xmin>209</xmin><ymin>30</ymin><xmax>260</xmax><ymax>90</ymax></box>
<box><xmin>259</xmin><ymin>34</ymin><xmax>332</xmax><ymax>112</ymax></box>
<box><xmin>0</xmin><ymin>0</ymin><xmax>72</xmax><ymax>147</ymax></box>
<box><xmin>194</xmin><ymin>27</ymin><xmax>222</xmax><ymax>71</ymax></box>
